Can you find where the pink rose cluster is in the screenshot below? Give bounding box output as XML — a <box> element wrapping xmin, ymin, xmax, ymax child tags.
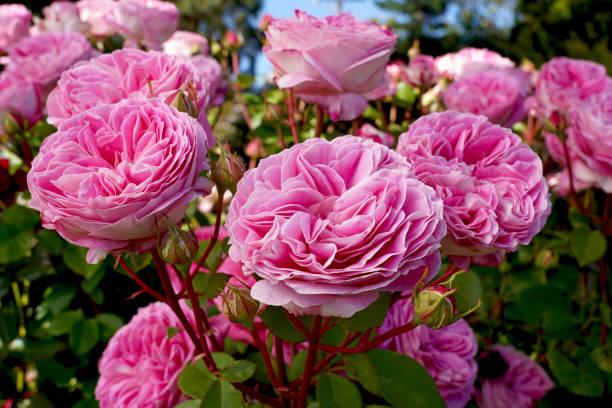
<box><xmin>435</xmin><ymin>47</ymin><xmax>515</xmax><ymax>80</ymax></box>
<box><xmin>27</xmin><ymin>98</ymin><xmax>213</xmax><ymax>264</ymax></box>
<box><xmin>404</xmin><ymin>55</ymin><xmax>440</xmax><ymax>88</ymax></box>
<box><xmin>0</xmin><ymin>4</ymin><xmax>31</xmax><ymax>52</ymax></box>
<box><xmin>397</xmin><ymin>111</ymin><xmax>550</xmax><ymax>267</ymax></box>
<box><xmin>476</xmin><ymin>345</ymin><xmax>554</xmax><ymax>408</ymax></box>
<box><xmin>381</xmin><ymin>298</ymin><xmax>478</xmax><ymax>408</ymax></box>
<box><xmin>264</xmin><ymin>11</ymin><xmax>396</xmax><ymax>121</ymax></box>
<box><xmin>226</xmin><ymin>136</ymin><xmax>446</xmax><ymax>318</ymax></box>
<box><xmin>95</xmin><ymin>302</ymin><xmax>196</xmax><ymax>408</ymax></box>
<box><xmin>163</xmin><ymin>30</ymin><xmax>209</xmax><ymax>57</ymax></box>
<box><xmin>355</xmin><ymin>123</ymin><xmax>395</xmax><ymax>147</ymax></box>
<box><xmin>77</xmin><ymin>0</ymin><xmax>118</xmax><ymax>37</ymax></box>
<box><xmin>31</xmin><ymin>1</ymin><xmax>90</xmax><ymax>36</ymax></box>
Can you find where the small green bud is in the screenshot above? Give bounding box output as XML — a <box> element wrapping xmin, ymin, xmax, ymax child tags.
<box><xmin>222</xmin><ymin>286</ymin><xmax>260</xmax><ymax>326</ymax></box>
<box><xmin>413</xmin><ymin>285</ymin><xmax>457</xmax><ymax>329</ymax></box>
<box><xmin>159</xmin><ymin>223</ymin><xmax>199</xmax><ymax>265</ymax></box>
<box><xmin>212</xmin><ymin>149</ymin><xmax>245</xmax><ymax>194</ymax></box>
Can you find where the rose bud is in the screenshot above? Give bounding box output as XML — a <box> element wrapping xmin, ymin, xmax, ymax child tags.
<box><xmin>159</xmin><ymin>223</ymin><xmax>199</xmax><ymax>265</ymax></box>
<box><xmin>413</xmin><ymin>285</ymin><xmax>457</xmax><ymax>329</ymax></box>
<box><xmin>222</xmin><ymin>31</ymin><xmax>242</xmax><ymax>48</ymax></box>
<box><xmin>222</xmin><ymin>286</ymin><xmax>260</xmax><ymax>326</ymax></box>
<box><xmin>245</xmin><ymin>138</ymin><xmax>264</xmax><ymax>159</ymax></box>
<box><xmin>212</xmin><ymin>150</ymin><xmax>245</xmax><ymax>194</ymax></box>
<box><xmin>168</xmin><ymin>85</ymin><xmax>199</xmax><ymax>119</ymax></box>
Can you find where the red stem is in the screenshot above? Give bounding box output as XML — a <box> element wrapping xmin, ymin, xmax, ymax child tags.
<box><xmin>275</xmin><ymin>337</ymin><xmax>288</xmax><ymax>387</ymax></box>
<box><xmin>562</xmin><ymin>138</ymin><xmax>588</xmax><ymax>215</ymax></box>
<box><xmin>250</xmin><ymin>327</ymin><xmax>281</xmax><ymax>390</ymax></box>
<box><xmin>314</xmin><ymin>105</ymin><xmax>324</xmax><ymax>138</ymax></box>
<box><xmin>117</xmin><ymin>257</ymin><xmax>165</xmax><ymax>302</ymax></box>
<box><xmin>286</xmin><ymin>89</ymin><xmax>299</xmax><ymax>145</ymax></box>
<box><xmin>20</xmin><ymin>140</ymin><xmax>33</xmax><ymax>168</ymax></box>
<box><xmin>298</xmin><ymin>316</ymin><xmax>322</xmax><ymax>408</ymax></box>
<box><xmin>284</xmin><ymin>310</ymin><xmax>310</xmax><ymax>339</ymax></box>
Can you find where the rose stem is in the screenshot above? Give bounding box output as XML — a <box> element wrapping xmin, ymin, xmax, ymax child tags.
<box><xmin>376</xmin><ymin>100</ymin><xmax>388</xmax><ymax>130</ymax></box>
<box><xmin>250</xmin><ymin>328</ymin><xmax>283</xmax><ymax>392</ymax></box>
<box><xmin>286</xmin><ymin>89</ymin><xmax>299</xmax><ymax>144</ymax></box>
<box><xmin>298</xmin><ymin>316</ymin><xmax>322</xmax><ymax>408</ymax></box>
<box><xmin>314</xmin><ymin>105</ymin><xmax>324</xmax><ymax>138</ymax></box>
<box><xmin>117</xmin><ymin>256</ymin><xmax>165</xmax><ymax>302</ymax></box>
<box><xmin>561</xmin><ymin>137</ymin><xmax>588</xmax><ymax>215</ymax></box>
<box><xmin>231</xmin><ymin>51</ymin><xmax>254</xmax><ymax>130</ymax></box>
<box><xmin>275</xmin><ymin>337</ymin><xmax>288</xmax><ymax>386</ymax></box>
<box><xmin>599</xmin><ymin>194</ymin><xmax>611</xmax><ymax>345</ymax></box>
<box><xmin>188</xmin><ymin>189</ymin><xmax>224</xmax><ymax>284</ymax></box>
<box><xmin>276</xmin><ymin>123</ymin><xmax>286</xmax><ymax>149</ymax></box>
<box><xmin>283</xmin><ymin>310</ymin><xmax>310</xmax><ymax>339</ymax></box>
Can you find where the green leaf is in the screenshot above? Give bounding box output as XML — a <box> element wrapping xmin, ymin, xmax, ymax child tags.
<box><xmin>81</xmin><ymin>266</ymin><xmax>105</xmax><ymax>293</ymax></box>
<box><xmin>0</xmin><ymin>226</ymin><xmax>35</xmax><ymax>263</ymax></box>
<box><xmin>69</xmin><ymin>318</ymin><xmax>99</xmax><ymax>354</ymax></box>
<box><xmin>167</xmin><ymin>326</ymin><xmax>181</xmax><ymax>340</ymax></box>
<box><xmin>200</xmin><ymin>379</ymin><xmax>244</xmax><ymax>408</ymax></box>
<box><xmin>221</xmin><ymin>360</ymin><xmax>256</xmax><ymax>383</ymax></box>
<box><xmin>96</xmin><ymin>313</ymin><xmax>124</xmax><ymax>340</ymax></box>
<box><xmin>193</xmin><ymin>272</ymin><xmax>231</xmax><ymax>299</ymax></box>
<box><xmin>344</xmin><ymin>353</ymin><xmax>382</xmax><ymax>395</ymax></box>
<box><xmin>21</xmin><ymin>339</ymin><xmax>66</xmax><ymax>361</ymax></box>
<box><xmin>259</xmin><ymin>306</ymin><xmax>307</xmax><ymax>343</ymax></box>
<box><xmin>450</xmin><ymin>271</ymin><xmax>483</xmax><ymax>314</ymax></box>
<box><xmin>63</xmin><ymin>245</ymin><xmax>102</xmax><ymax>279</ymax></box>
<box><xmin>517</xmin><ymin>284</ymin><xmax>572</xmax><ymax>325</ymax></box>
<box><xmin>394</xmin><ymin>81</ymin><xmax>417</xmax><ymax>107</ymax></box>
<box><xmin>178</xmin><ymin>360</ymin><xmax>216</xmax><ymax>399</ymax></box>
<box><xmin>46</xmin><ymin>310</ymin><xmax>83</xmax><ymax>336</ymax></box>
<box><xmin>39</xmin><ymin>285</ymin><xmax>77</xmax><ymax>315</ymax></box>
<box><xmin>570</xmin><ymin>227</ymin><xmax>607</xmax><ymax>266</ymax></box>
<box><xmin>548</xmin><ymin>347</ymin><xmax>604</xmax><ymax>397</ymax></box>
<box><xmin>212</xmin><ymin>352</ymin><xmax>235</xmax><ymax>369</ymax></box>
<box><xmin>265</xmin><ymin>89</ymin><xmax>284</xmax><ymax>104</ymax></box>
<box><xmin>316</xmin><ymin>373</ymin><xmax>362</xmax><ymax>408</ymax></box>
<box><xmin>246</xmin><ymin>352</ymin><xmax>273</xmax><ymax>384</ymax></box>
<box><xmin>288</xmin><ymin>350</ymin><xmax>308</xmax><ymax>382</ymax></box>
<box><xmin>236</xmin><ymin>74</ymin><xmax>254</xmax><ymax>89</ymax></box>
<box><xmin>337</xmin><ymin>293</ymin><xmax>390</xmax><ymax>331</ymax></box>
<box><xmin>3</xmin><ymin>205</ymin><xmax>40</xmax><ymax>230</ymax></box>
<box><xmin>36</xmin><ymin>230</ymin><xmax>64</xmax><ymax>255</ymax></box>
<box><xmin>366</xmin><ymin>349</ymin><xmax>445</xmax><ymax>408</ymax></box>
<box><xmin>175</xmin><ymin>401</ymin><xmax>202</xmax><ymax>408</ymax></box>
<box><xmin>122</xmin><ymin>253</ymin><xmax>152</xmax><ymax>272</ymax></box>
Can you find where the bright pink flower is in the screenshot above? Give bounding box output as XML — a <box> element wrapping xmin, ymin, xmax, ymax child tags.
<box><xmin>0</xmin><ymin>4</ymin><xmax>31</xmax><ymax>52</ymax></box>
<box><xmin>4</xmin><ymin>32</ymin><xmax>92</xmax><ymax>94</ymax></box>
<box><xmin>476</xmin><ymin>345</ymin><xmax>553</xmax><ymax>408</ymax></box>
<box><xmin>263</xmin><ymin>10</ymin><xmax>396</xmax><ymax>121</ymax></box>
<box><xmin>27</xmin><ymin>98</ymin><xmax>213</xmax><ymax>264</ymax></box>
<box><xmin>405</xmin><ymin>55</ymin><xmax>440</xmax><ymax>88</ymax></box>
<box><xmin>190</xmin><ymin>55</ymin><xmax>228</xmax><ymax>108</ymax></box>
<box><xmin>355</xmin><ymin>123</ymin><xmax>394</xmax><ymax>146</ymax></box>
<box><xmin>46</xmin><ymin>49</ymin><xmax>211</xmax><ymax>128</ymax></box>
<box><xmin>107</xmin><ymin>0</ymin><xmax>179</xmax><ymax>50</ymax></box>
<box><xmin>226</xmin><ymin>136</ymin><xmax>445</xmax><ymax>317</ymax></box>
<box><xmin>380</xmin><ymin>299</ymin><xmax>478</xmax><ymax>408</ymax></box>
<box><xmin>163</xmin><ymin>30</ymin><xmax>209</xmax><ymax>57</ymax></box>
<box><xmin>535</xmin><ymin>57</ymin><xmax>609</xmax><ymax>118</ymax></box>
<box><xmin>95</xmin><ymin>302</ymin><xmax>196</xmax><ymax>408</ymax></box>
<box><xmin>443</xmin><ymin>70</ymin><xmax>527</xmax><ymax>127</ymax></box>
<box><xmin>435</xmin><ymin>48</ymin><xmax>515</xmax><ymax>80</ymax></box>
<box><xmin>32</xmin><ymin>2</ymin><xmax>89</xmax><ymax>35</ymax></box>
<box><xmin>76</xmin><ymin>0</ymin><xmax>118</xmax><ymax>37</ymax></box>
<box><xmin>397</xmin><ymin>112</ymin><xmax>550</xmax><ymax>268</ymax></box>
<box><xmin>0</xmin><ymin>72</ymin><xmax>42</xmax><ymax>132</ymax></box>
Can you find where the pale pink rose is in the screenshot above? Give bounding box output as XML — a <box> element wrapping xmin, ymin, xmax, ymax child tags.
<box><xmin>405</xmin><ymin>55</ymin><xmax>440</xmax><ymax>88</ymax></box>
<box><xmin>263</xmin><ymin>10</ymin><xmax>396</xmax><ymax>121</ymax></box>
<box><xmin>95</xmin><ymin>301</ymin><xmax>197</xmax><ymax>408</ymax></box>
<box><xmin>435</xmin><ymin>48</ymin><xmax>515</xmax><ymax>80</ymax></box>
<box><xmin>76</xmin><ymin>0</ymin><xmax>118</xmax><ymax>37</ymax></box>
<box><xmin>27</xmin><ymin>98</ymin><xmax>213</xmax><ymax>264</ymax></box>
<box><xmin>443</xmin><ymin>70</ymin><xmax>527</xmax><ymax>127</ymax></box>
<box><xmin>380</xmin><ymin>299</ymin><xmax>478</xmax><ymax>408</ymax></box>
<box><xmin>397</xmin><ymin>112</ymin><xmax>550</xmax><ymax>268</ymax></box>
<box><xmin>190</xmin><ymin>55</ymin><xmax>228</xmax><ymax>107</ymax></box>
<box><xmin>4</xmin><ymin>32</ymin><xmax>93</xmax><ymax>94</ymax></box>
<box><xmin>46</xmin><ymin>49</ymin><xmax>211</xmax><ymax>128</ymax></box>
<box><xmin>107</xmin><ymin>0</ymin><xmax>179</xmax><ymax>50</ymax></box>
<box><xmin>163</xmin><ymin>30</ymin><xmax>209</xmax><ymax>57</ymax></box>
<box><xmin>0</xmin><ymin>72</ymin><xmax>43</xmax><ymax>132</ymax></box>
<box><xmin>226</xmin><ymin>136</ymin><xmax>446</xmax><ymax>318</ymax></box>
<box><xmin>31</xmin><ymin>2</ymin><xmax>90</xmax><ymax>35</ymax></box>
<box><xmin>535</xmin><ymin>57</ymin><xmax>609</xmax><ymax>118</ymax></box>
<box><xmin>355</xmin><ymin>123</ymin><xmax>394</xmax><ymax>146</ymax></box>
<box><xmin>0</xmin><ymin>4</ymin><xmax>31</xmax><ymax>52</ymax></box>
<box><xmin>476</xmin><ymin>345</ymin><xmax>553</xmax><ymax>408</ymax></box>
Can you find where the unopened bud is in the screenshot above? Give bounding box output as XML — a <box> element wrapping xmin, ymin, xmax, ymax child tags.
<box><xmin>159</xmin><ymin>223</ymin><xmax>199</xmax><ymax>265</ymax></box>
<box><xmin>212</xmin><ymin>150</ymin><xmax>245</xmax><ymax>194</ymax></box>
<box><xmin>222</xmin><ymin>286</ymin><xmax>260</xmax><ymax>326</ymax></box>
<box><xmin>535</xmin><ymin>248</ymin><xmax>558</xmax><ymax>269</ymax></box>
<box><xmin>413</xmin><ymin>285</ymin><xmax>457</xmax><ymax>329</ymax></box>
<box><xmin>168</xmin><ymin>86</ymin><xmax>199</xmax><ymax>119</ymax></box>
<box><xmin>223</xmin><ymin>31</ymin><xmax>243</xmax><ymax>48</ymax></box>
<box><xmin>1</xmin><ymin>113</ymin><xmax>20</xmax><ymax>135</ymax></box>
<box><xmin>259</xmin><ymin>14</ymin><xmax>273</xmax><ymax>31</ymax></box>
<box><xmin>245</xmin><ymin>138</ymin><xmax>264</xmax><ymax>159</ymax></box>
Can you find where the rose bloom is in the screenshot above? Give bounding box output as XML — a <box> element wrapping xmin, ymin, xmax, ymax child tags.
<box><xmin>46</xmin><ymin>49</ymin><xmax>211</xmax><ymax>127</ymax></box>
<box><xmin>263</xmin><ymin>10</ymin><xmax>396</xmax><ymax>121</ymax></box>
<box><xmin>443</xmin><ymin>70</ymin><xmax>527</xmax><ymax>127</ymax></box>
<box><xmin>435</xmin><ymin>47</ymin><xmax>515</xmax><ymax>80</ymax></box>
<box><xmin>476</xmin><ymin>345</ymin><xmax>553</xmax><ymax>408</ymax></box>
<box><xmin>0</xmin><ymin>72</ymin><xmax>42</xmax><ymax>132</ymax></box>
<box><xmin>107</xmin><ymin>0</ymin><xmax>179</xmax><ymax>50</ymax></box>
<box><xmin>405</xmin><ymin>55</ymin><xmax>440</xmax><ymax>88</ymax></box>
<box><xmin>535</xmin><ymin>57</ymin><xmax>610</xmax><ymax>118</ymax></box>
<box><xmin>95</xmin><ymin>302</ymin><xmax>197</xmax><ymax>408</ymax></box>
<box><xmin>0</xmin><ymin>4</ymin><xmax>31</xmax><ymax>52</ymax></box>
<box><xmin>545</xmin><ymin>91</ymin><xmax>612</xmax><ymax>194</ymax></box>
<box><xmin>27</xmin><ymin>98</ymin><xmax>213</xmax><ymax>264</ymax></box>
<box><xmin>163</xmin><ymin>30</ymin><xmax>209</xmax><ymax>57</ymax></box>
<box><xmin>76</xmin><ymin>0</ymin><xmax>118</xmax><ymax>37</ymax></box>
<box><xmin>226</xmin><ymin>136</ymin><xmax>446</xmax><ymax>318</ymax></box>
<box><xmin>31</xmin><ymin>1</ymin><xmax>90</xmax><ymax>35</ymax></box>
<box><xmin>380</xmin><ymin>299</ymin><xmax>478</xmax><ymax>408</ymax></box>
<box><xmin>4</xmin><ymin>32</ymin><xmax>93</xmax><ymax>94</ymax></box>
<box><xmin>397</xmin><ymin>112</ymin><xmax>550</xmax><ymax>268</ymax></box>
<box><xmin>190</xmin><ymin>55</ymin><xmax>228</xmax><ymax>108</ymax></box>
<box><xmin>355</xmin><ymin>123</ymin><xmax>394</xmax><ymax>146</ymax></box>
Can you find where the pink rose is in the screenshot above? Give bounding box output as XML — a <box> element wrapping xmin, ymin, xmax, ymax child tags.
<box><xmin>405</xmin><ymin>55</ymin><xmax>440</xmax><ymax>88</ymax></box>
<box><xmin>226</xmin><ymin>136</ymin><xmax>446</xmax><ymax>317</ymax></box>
<box><xmin>355</xmin><ymin>123</ymin><xmax>394</xmax><ymax>146</ymax></box>
<box><xmin>27</xmin><ymin>98</ymin><xmax>213</xmax><ymax>264</ymax></box>
<box><xmin>4</xmin><ymin>32</ymin><xmax>93</xmax><ymax>94</ymax></box>
<box><xmin>397</xmin><ymin>112</ymin><xmax>550</xmax><ymax>268</ymax></box>
<box><xmin>76</xmin><ymin>0</ymin><xmax>118</xmax><ymax>37</ymax></box>
<box><xmin>163</xmin><ymin>30</ymin><xmax>209</xmax><ymax>57</ymax></box>
<box><xmin>443</xmin><ymin>70</ymin><xmax>527</xmax><ymax>127</ymax></box>
<box><xmin>435</xmin><ymin>48</ymin><xmax>515</xmax><ymax>80</ymax></box>
<box><xmin>535</xmin><ymin>57</ymin><xmax>609</xmax><ymax>118</ymax></box>
<box><xmin>0</xmin><ymin>4</ymin><xmax>31</xmax><ymax>52</ymax></box>
<box><xmin>46</xmin><ymin>49</ymin><xmax>211</xmax><ymax>128</ymax></box>
<box><xmin>31</xmin><ymin>1</ymin><xmax>90</xmax><ymax>35</ymax></box>
<box><xmin>476</xmin><ymin>345</ymin><xmax>553</xmax><ymax>408</ymax></box>
<box><xmin>190</xmin><ymin>55</ymin><xmax>228</xmax><ymax>108</ymax></box>
<box><xmin>95</xmin><ymin>302</ymin><xmax>196</xmax><ymax>408</ymax></box>
<box><xmin>263</xmin><ymin>10</ymin><xmax>396</xmax><ymax>121</ymax></box>
<box><xmin>108</xmin><ymin>0</ymin><xmax>179</xmax><ymax>50</ymax></box>
<box><xmin>0</xmin><ymin>72</ymin><xmax>42</xmax><ymax>132</ymax></box>
<box><xmin>380</xmin><ymin>299</ymin><xmax>478</xmax><ymax>408</ymax></box>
